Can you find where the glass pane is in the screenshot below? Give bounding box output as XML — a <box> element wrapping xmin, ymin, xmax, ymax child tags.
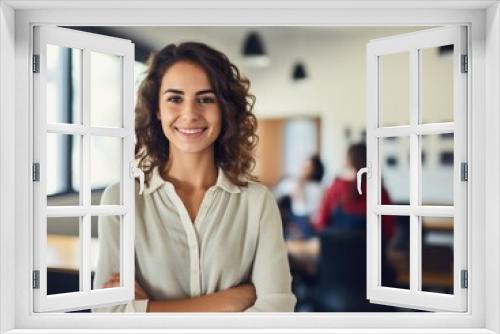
<box><xmin>421</xmin><ymin>133</ymin><xmax>454</xmax><ymax>206</ymax></box>
<box><xmin>382</xmin><ymin>215</ymin><xmax>409</xmax><ymax>290</ymax></box>
<box><xmin>378</xmin><ymin>52</ymin><xmax>410</xmax><ymax>127</ymax></box>
<box><xmin>91</xmin><ymin>136</ymin><xmax>122</xmax><ymax>205</ymax></box>
<box><xmin>420</xmin><ymin>46</ymin><xmax>454</xmax><ymax>124</ymax></box>
<box><xmin>46</xmin><ymin>45</ymin><xmax>81</xmax><ymax>124</ymax></box>
<box><xmin>91</xmin><ymin>215</ymin><xmax>121</xmax><ymax>290</ymax></box>
<box><xmin>379</xmin><ymin>136</ymin><xmax>410</xmax><ymax>205</ymax></box>
<box><xmin>47</xmin><ymin>133</ymin><xmax>81</xmax><ymax>205</ymax></box>
<box><xmin>47</xmin><ymin>216</ymin><xmax>80</xmax><ymax>295</ymax></box>
<box><xmin>421</xmin><ymin>216</ymin><xmax>454</xmax><ymax>294</ymax></box>
<box><xmin>90</xmin><ymin>52</ymin><xmax>122</xmax><ymax>128</ymax></box>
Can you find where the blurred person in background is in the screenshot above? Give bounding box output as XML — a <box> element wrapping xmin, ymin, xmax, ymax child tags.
<box><xmin>314</xmin><ymin>142</ymin><xmax>395</xmax><ymax>239</ymax></box>
<box><xmin>310</xmin><ymin>142</ymin><xmax>398</xmax><ymax>303</ymax></box>
<box><xmin>274</xmin><ymin>154</ymin><xmax>325</xmax><ymax>239</ymax></box>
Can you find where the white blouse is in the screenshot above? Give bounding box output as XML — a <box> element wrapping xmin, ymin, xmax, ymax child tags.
<box><xmin>273</xmin><ymin>178</ymin><xmax>324</xmax><ymax>216</ymax></box>
<box><xmin>93</xmin><ymin>166</ymin><xmax>296</xmax><ymax>312</ymax></box>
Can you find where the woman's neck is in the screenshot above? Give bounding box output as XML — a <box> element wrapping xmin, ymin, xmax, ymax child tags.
<box><xmin>340</xmin><ymin>167</ymin><xmax>357</xmax><ymax>181</ymax></box>
<box><xmin>162</xmin><ymin>148</ymin><xmax>218</xmax><ymax>191</ymax></box>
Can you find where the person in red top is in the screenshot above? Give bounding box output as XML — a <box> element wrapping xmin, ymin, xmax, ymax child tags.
<box><xmin>314</xmin><ymin>142</ymin><xmax>395</xmax><ymax>240</ymax></box>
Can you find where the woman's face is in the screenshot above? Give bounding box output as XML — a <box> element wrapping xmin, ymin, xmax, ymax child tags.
<box><xmin>157</xmin><ymin>60</ymin><xmax>222</xmax><ymax>156</ymax></box>
<box><xmin>344</xmin><ymin>154</ymin><xmax>354</xmax><ymax>171</ymax></box>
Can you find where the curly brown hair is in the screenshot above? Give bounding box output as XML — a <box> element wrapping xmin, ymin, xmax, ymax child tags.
<box><xmin>135</xmin><ymin>42</ymin><xmax>258</xmax><ymax>187</ymax></box>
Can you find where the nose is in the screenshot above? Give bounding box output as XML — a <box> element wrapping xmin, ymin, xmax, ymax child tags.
<box><xmin>180</xmin><ymin>99</ymin><xmax>200</xmax><ymax>120</ymax></box>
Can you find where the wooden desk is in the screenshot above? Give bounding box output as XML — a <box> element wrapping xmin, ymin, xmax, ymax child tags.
<box><xmin>422</xmin><ymin>218</ymin><xmax>453</xmax><ymax>232</ymax></box>
<box><xmin>286</xmin><ymin>238</ymin><xmax>320</xmax><ymax>258</ymax></box>
<box><xmin>47</xmin><ymin>235</ymin><xmax>99</xmax><ymax>271</ymax></box>
<box><xmin>397</xmin><ymin>271</ymin><xmax>453</xmax><ymax>288</ymax></box>
<box><xmin>287</xmin><ymin>237</ymin><xmax>453</xmax><ymax>290</ymax></box>
<box><xmin>286</xmin><ymin>238</ymin><xmax>320</xmax><ymax>275</ymax></box>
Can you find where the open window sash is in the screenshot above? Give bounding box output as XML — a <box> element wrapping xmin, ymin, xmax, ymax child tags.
<box><xmin>33</xmin><ymin>26</ymin><xmax>135</xmax><ymax>312</ymax></box>
<box><xmin>366</xmin><ymin>26</ymin><xmax>467</xmax><ymax>312</ymax></box>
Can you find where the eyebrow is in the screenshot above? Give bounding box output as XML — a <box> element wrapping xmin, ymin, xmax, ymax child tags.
<box><xmin>162</xmin><ymin>89</ymin><xmax>215</xmax><ymax>96</ymax></box>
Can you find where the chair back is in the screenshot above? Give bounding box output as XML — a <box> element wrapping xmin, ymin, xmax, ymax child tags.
<box><xmin>314</xmin><ymin>227</ymin><xmax>395</xmax><ymax>311</ymax></box>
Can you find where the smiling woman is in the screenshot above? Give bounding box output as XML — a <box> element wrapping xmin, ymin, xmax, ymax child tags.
<box><xmin>92</xmin><ymin>42</ymin><xmax>297</xmax><ymax>312</ymax></box>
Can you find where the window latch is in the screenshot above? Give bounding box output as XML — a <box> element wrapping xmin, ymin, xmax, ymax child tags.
<box><xmin>129</xmin><ymin>162</ymin><xmax>145</xmax><ymax>195</ymax></box>
<box><xmin>356</xmin><ymin>162</ymin><xmax>371</xmax><ymax>195</ymax></box>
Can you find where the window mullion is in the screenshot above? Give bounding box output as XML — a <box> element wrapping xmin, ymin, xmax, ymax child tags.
<box><xmin>81</xmin><ymin>48</ymin><xmax>91</xmax><ymax>293</ymax></box>
<box><xmin>122</xmin><ymin>46</ymin><xmax>135</xmax><ymax>294</ymax></box>
<box><xmin>409</xmin><ymin>48</ymin><xmax>421</xmax><ymax>293</ymax></box>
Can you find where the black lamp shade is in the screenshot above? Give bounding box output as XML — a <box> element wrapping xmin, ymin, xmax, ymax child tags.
<box><xmin>292</xmin><ymin>62</ymin><xmax>307</xmax><ymax>80</ymax></box>
<box><xmin>243</xmin><ymin>32</ymin><xmax>266</xmax><ymax>56</ymax></box>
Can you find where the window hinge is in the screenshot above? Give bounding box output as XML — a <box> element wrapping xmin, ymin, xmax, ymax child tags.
<box><xmin>32</xmin><ymin>270</ymin><xmax>40</xmax><ymax>289</ymax></box>
<box><xmin>461</xmin><ymin>54</ymin><xmax>468</xmax><ymax>73</ymax></box>
<box><xmin>461</xmin><ymin>269</ymin><xmax>468</xmax><ymax>289</ymax></box>
<box><xmin>32</xmin><ymin>54</ymin><xmax>40</xmax><ymax>73</ymax></box>
<box><xmin>32</xmin><ymin>163</ymin><xmax>40</xmax><ymax>182</ymax></box>
<box><xmin>461</xmin><ymin>162</ymin><xmax>468</xmax><ymax>182</ymax></box>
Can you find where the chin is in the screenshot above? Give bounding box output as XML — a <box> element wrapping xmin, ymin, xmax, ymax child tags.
<box><xmin>177</xmin><ymin>143</ymin><xmax>212</xmax><ymax>154</ymax></box>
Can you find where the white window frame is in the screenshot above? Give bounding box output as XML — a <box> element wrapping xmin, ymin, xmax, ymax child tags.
<box><xmin>366</xmin><ymin>26</ymin><xmax>468</xmax><ymax>312</ymax></box>
<box><xmin>32</xmin><ymin>25</ymin><xmax>136</xmax><ymax>312</ymax></box>
<box><xmin>0</xmin><ymin>1</ymin><xmax>499</xmax><ymax>333</ymax></box>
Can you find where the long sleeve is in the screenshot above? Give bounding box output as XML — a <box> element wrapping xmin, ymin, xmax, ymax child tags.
<box><xmin>92</xmin><ymin>183</ymin><xmax>148</xmax><ymax>313</ymax></box>
<box><xmin>245</xmin><ymin>189</ymin><xmax>297</xmax><ymax>312</ymax></box>
<box><xmin>313</xmin><ymin>180</ymin><xmax>339</xmax><ymax>231</ymax></box>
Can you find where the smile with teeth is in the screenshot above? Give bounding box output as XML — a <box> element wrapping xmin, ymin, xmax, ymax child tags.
<box><xmin>175</xmin><ymin>127</ymin><xmax>207</xmax><ymax>137</ymax></box>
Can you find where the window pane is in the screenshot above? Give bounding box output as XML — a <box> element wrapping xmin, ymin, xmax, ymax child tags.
<box><xmin>47</xmin><ymin>217</ymin><xmax>80</xmax><ymax>295</ymax></box>
<box><xmin>421</xmin><ymin>133</ymin><xmax>454</xmax><ymax>206</ymax></box>
<box><xmin>378</xmin><ymin>52</ymin><xmax>410</xmax><ymax>127</ymax></box>
<box><xmin>91</xmin><ymin>215</ymin><xmax>121</xmax><ymax>290</ymax></box>
<box><xmin>46</xmin><ymin>45</ymin><xmax>81</xmax><ymax>124</ymax></box>
<box><xmin>420</xmin><ymin>46</ymin><xmax>454</xmax><ymax>124</ymax></box>
<box><xmin>379</xmin><ymin>136</ymin><xmax>410</xmax><ymax>205</ymax></box>
<box><xmin>421</xmin><ymin>216</ymin><xmax>454</xmax><ymax>294</ymax></box>
<box><xmin>47</xmin><ymin>133</ymin><xmax>81</xmax><ymax>204</ymax></box>
<box><xmin>382</xmin><ymin>215</ymin><xmax>409</xmax><ymax>290</ymax></box>
<box><xmin>91</xmin><ymin>136</ymin><xmax>122</xmax><ymax>205</ymax></box>
<box><xmin>90</xmin><ymin>52</ymin><xmax>122</xmax><ymax>128</ymax></box>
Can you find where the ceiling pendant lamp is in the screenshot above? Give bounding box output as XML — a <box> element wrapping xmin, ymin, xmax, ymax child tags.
<box><xmin>292</xmin><ymin>62</ymin><xmax>307</xmax><ymax>81</ymax></box>
<box><xmin>242</xmin><ymin>31</ymin><xmax>270</xmax><ymax>67</ymax></box>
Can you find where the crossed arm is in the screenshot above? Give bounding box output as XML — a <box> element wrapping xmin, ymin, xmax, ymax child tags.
<box><xmin>102</xmin><ymin>273</ymin><xmax>256</xmax><ymax>312</ymax></box>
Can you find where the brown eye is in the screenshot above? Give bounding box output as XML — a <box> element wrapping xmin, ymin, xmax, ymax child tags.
<box><xmin>198</xmin><ymin>96</ymin><xmax>216</xmax><ymax>104</ymax></box>
<box><xmin>167</xmin><ymin>95</ymin><xmax>182</xmax><ymax>103</ymax></box>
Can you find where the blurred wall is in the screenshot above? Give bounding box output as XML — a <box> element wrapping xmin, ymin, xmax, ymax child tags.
<box><xmin>254</xmin><ymin>119</ymin><xmax>284</xmax><ymax>186</ymax></box>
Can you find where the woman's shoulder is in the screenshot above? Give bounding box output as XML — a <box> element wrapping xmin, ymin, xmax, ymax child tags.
<box><xmin>330</xmin><ymin>176</ymin><xmax>355</xmax><ymax>187</ymax></box>
<box><xmin>240</xmin><ymin>180</ymin><xmax>276</xmax><ymax>204</ymax></box>
<box><xmin>240</xmin><ymin>178</ymin><xmax>266</xmax><ymax>190</ymax></box>
<box><xmin>100</xmin><ymin>181</ymin><xmax>121</xmax><ymax>205</ymax></box>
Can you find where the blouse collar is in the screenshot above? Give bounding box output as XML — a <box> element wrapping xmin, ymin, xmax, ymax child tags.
<box><xmin>143</xmin><ymin>166</ymin><xmax>241</xmax><ymax>195</ymax></box>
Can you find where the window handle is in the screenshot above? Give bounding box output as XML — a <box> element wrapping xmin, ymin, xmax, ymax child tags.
<box><xmin>130</xmin><ymin>162</ymin><xmax>145</xmax><ymax>195</ymax></box>
<box><xmin>357</xmin><ymin>163</ymin><xmax>371</xmax><ymax>195</ymax></box>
